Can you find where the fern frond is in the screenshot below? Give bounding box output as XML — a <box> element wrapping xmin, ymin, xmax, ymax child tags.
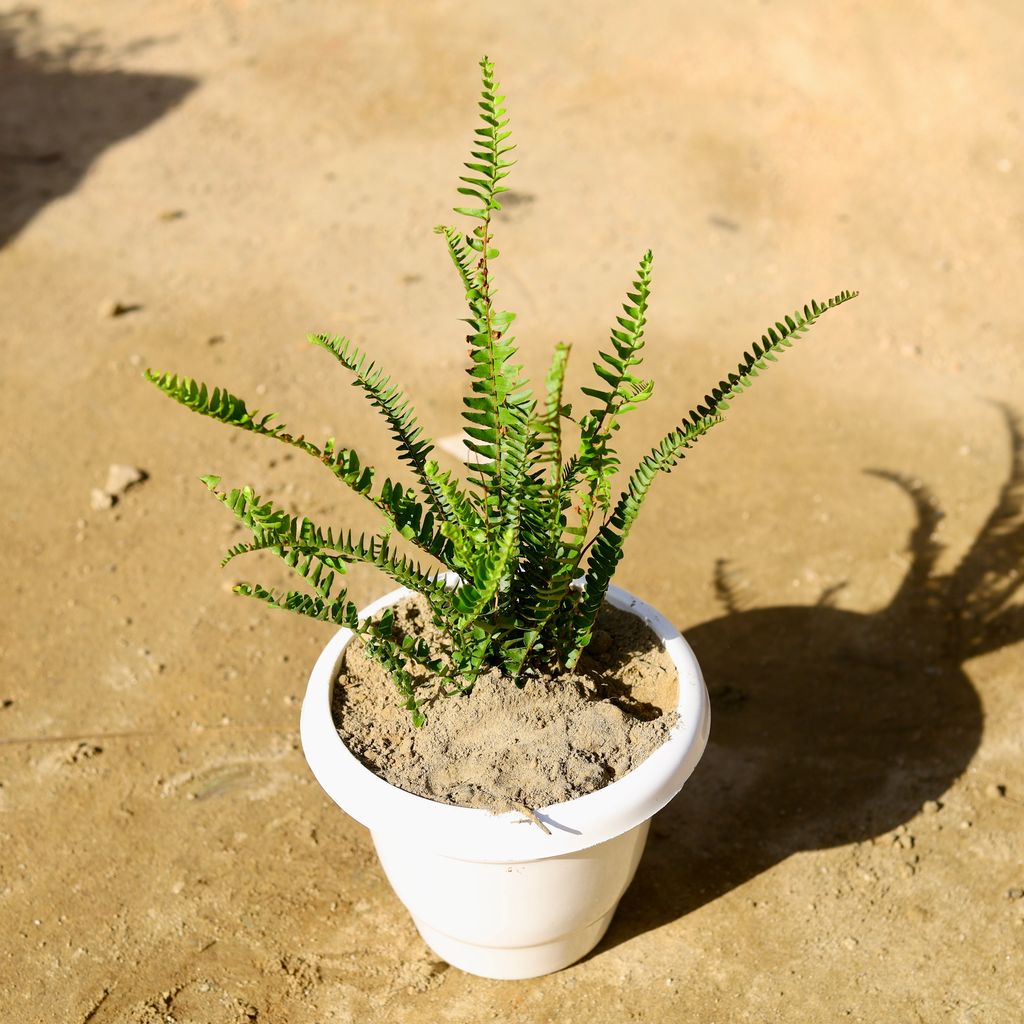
<box><xmin>451</xmin><ymin>523</ymin><xmax>517</xmax><ymax>621</ymax></box>
<box><xmin>309</xmin><ymin>332</ymin><xmax>467</xmax><ymax>533</ymax></box>
<box><xmin>425</xmin><ymin>459</ymin><xmax>487</xmax><ymax>574</ymax></box>
<box><xmin>435</xmin><ymin>224</ymin><xmax>479</xmax><ymax>295</ymax></box>
<box><xmin>233</xmin><ymin>581</ymin><xmax>360</xmax><ymax>628</ymax></box>
<box><xmin>443</xmin><ymin>512</ymin><xmax>519</xmax><ymax>681</ymax></box>
<box><xmin>359</xmin><ymin>610</ymin><xmax>430</xmax><ymax>726</ymax></box>
<box><xmin>205</xmin><ymin>478</ymin><xmax>453</xmax><ymax>603</ymax></box>
<box><xmin>574</xmin><ymin>250</ymin><xmax>655</xmax><ymax>514</ymax></box>
<box><xmin>144</xmin><ymin>371</ymin><xmax>422</xmax><ymax>544</ymax></box>
<box><xmin>535</xmin><ymin>342</ymin><xmax>572</xmax><ymax>472</ymax></box>
<box><xmin>449</xmin><ymin>56</ymin><xmax>535</xmax><ymax>534</ymax></box>
<box><xmin>454</xmin><ymin>55</ymin><xmax>514</xmax><ymax>228</ymax></box>
<box><xmin>566</xmin><ymin>414</ymin><xmax>722</xmax><ymax>664</ymax></box>
<box><xmin>145</xmin><ymin>371</ymin><xmax>321</xmax><ymax>455</ymax></box>
<box><xmin>679</xmin><ymin>290</ymin><xmax>859</xmax><ymax>428</ymax></box>
<box><xmin>522</xmin><ymin>254</ymin><xmax>655</xmax><ymax>659</ymax></box>
<box><xmin>565</xmin><ymin>289</ymin><xmax>859</xmax><ymax>663</ymax></box>
<box><xmin>501</xmin><ymin>342</ymin><xmax>580</xmax><ymax>674</ymax></box>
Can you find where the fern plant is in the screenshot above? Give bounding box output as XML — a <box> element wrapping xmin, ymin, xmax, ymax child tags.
<box><xmin>147</xmin><ymin>56</ymin><xmax>857</xmax><ymax>726</ymax></box>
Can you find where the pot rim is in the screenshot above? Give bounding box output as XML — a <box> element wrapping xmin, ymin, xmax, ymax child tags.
<box><xmin>300</xmin><ymin>580</ymin><xmax>710</xmax><ymax>863</ymax></box>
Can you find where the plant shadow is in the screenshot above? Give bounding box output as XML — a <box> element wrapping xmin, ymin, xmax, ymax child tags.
<box><xmin>0</xmin><ymin>6</ymin><xmax>195</xmax><ymax>249</ymax></box>
<box><xmin>596</xmin><ymin>404</ymin><xmax>1024</xmax><ymax>953</ymax></box>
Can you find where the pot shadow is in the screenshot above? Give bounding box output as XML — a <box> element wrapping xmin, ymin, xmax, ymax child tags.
<box><xmin>0</xmin><ymin>7</ymin><xmax>195</xmax><ymax>249</ymax></box>
<box><xmin>595</xmin><ymin>403</ymin><xmax>1023</xmax><ymax>953</ymax></box>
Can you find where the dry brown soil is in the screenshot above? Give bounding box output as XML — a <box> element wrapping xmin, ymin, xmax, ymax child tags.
<box><xmin>1</xmin><ymin>3</ymin><xmax>1022</xmax><ymax>1022</ymax></box>
<box><xmin>335</xmin><ymin>596</ymin><xmax>678</xmax><ymax>813</ymax></box>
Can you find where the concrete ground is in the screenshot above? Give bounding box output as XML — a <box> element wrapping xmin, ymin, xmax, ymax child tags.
<box><xmin>1</xmin><ymin>2</ymin><xmax>1022</xmax><ymax>1021</ymax></box>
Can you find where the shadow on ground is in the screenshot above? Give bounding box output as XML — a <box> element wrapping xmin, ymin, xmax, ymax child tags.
<box><xmin>600</xmin><ymin>405</ymin><xmax>1024</xmax><ymax>951</ymax></box>
<box><xmin>0</xmin><ymin>6</ymin><xmax>194</xmax><ymax>248</ymax></box>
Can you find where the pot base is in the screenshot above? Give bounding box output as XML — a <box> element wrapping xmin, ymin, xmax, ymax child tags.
<box><xmin>412</xmin><ymin>909</ymin><xmax>616</xmax><ymax>980</ymax></box>
<box><xmin>373</xmin><ymin>821</ymin><xmax>650</xmax><ymax>980</ymax></box>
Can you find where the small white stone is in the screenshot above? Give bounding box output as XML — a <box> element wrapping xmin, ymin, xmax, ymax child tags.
<box><xmin>105</xmin><ymin>464</ymin><xmax>146</xmax><ymax>497</ymax></box>
<box><xmin>438</xmin><ymin>433</ymin><xmax>483</xmax><ymax>463</ymax></box>
<box><xmin>98</xmin><ymin>299</ymin><xmax>127</xmax><ymax>318</ymax></box>
<box><xmin>90</xmin><ymin>488</ymin><xmax>114</xmax><ymax>511</ymax></box>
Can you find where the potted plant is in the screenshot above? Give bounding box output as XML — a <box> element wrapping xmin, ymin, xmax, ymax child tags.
<box><xmin>147</xmin><ymin>56</ymin><xmax>856</xmax><ymax>979</ymax></box>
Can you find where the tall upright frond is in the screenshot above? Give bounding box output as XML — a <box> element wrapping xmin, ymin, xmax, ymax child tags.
<box><xmin>574</xmin><ymin>251</ymin><xmax>655</xmax><ymax>513</ymax></box>
<box><xmin>447</xmin><ymin>56</ymin><xmax>533</xmax><ymax>534</ymax></box>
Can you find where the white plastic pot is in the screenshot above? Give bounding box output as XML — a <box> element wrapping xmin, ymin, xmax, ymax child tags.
<box><xmin>300</xmin><ymin>583</ymin><xmax>710</xmax><ymax>980</ymax></box>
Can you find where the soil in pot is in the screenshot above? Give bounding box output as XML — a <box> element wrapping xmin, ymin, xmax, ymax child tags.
<box><xmin>332</xmin><ymin>596</ymin><xmax>679</xmax><ymax>814</ymax></box>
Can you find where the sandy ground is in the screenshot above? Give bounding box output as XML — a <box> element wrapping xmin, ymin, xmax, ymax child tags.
<box><xmin>1</xmin><ymin>2</ymin><xmax>1022</xmax><ymax>1021</ymax></box>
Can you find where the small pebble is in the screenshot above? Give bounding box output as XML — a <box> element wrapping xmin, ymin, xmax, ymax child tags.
<box><xmin>984</xmin><ymin>782</ymin><xmax>1007</xmax><ymax>799</ymax></box>
<box><xmin>1007</xmin><ymin>888</ymin><xmax>1024</xmax><ymax>900</ymax></box>
<box><xmin>922</xmin><ymin>799</ymin><xmax>941</xmax><ymax>814</ymax></box>
<box><xmin>90</xmin><ymin>488</ymin><xmax>114</xmax><ymax>511</ymax></box>
<box><xmin>105</xmin><ymin>463</ymin><xmax>147</xmax><ymax>498</ymax></box>
<box><xmin>99</xmin><ymin>299</ymin><xmax>140</xmax><ymax>318</ymax></box>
